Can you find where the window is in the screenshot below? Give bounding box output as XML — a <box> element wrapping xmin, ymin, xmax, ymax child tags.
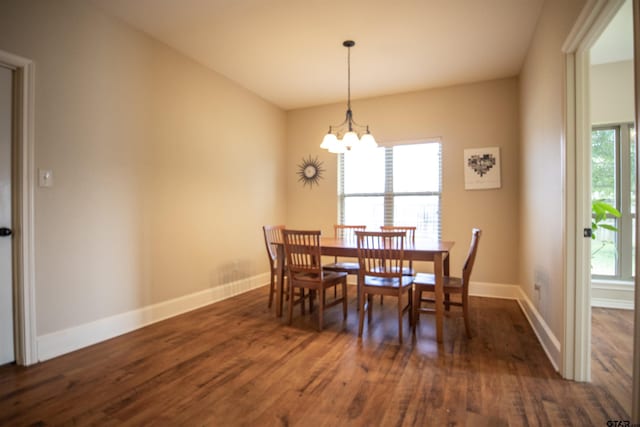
<box><xmin>591</xmin><ymin>123</ymin><xmax>636</xmax><ymax>280</ymax></box>
<box><xmin>338</xmin><ymin>141</ymin><xmax>441</xmax><ymax>239</ymax></box>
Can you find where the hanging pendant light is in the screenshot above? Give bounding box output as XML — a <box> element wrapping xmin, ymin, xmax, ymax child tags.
<box><xmin>320</xmin><ymin>40</ymin><xmax>377</xmax><ymax>153</ymax></box>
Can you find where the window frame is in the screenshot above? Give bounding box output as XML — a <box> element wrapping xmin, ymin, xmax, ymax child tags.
<box><xmin>337</xmin><ymin>140</ymin><xmax>442</xmax><ymax>239</ymax></box>
<box><xmin>591</xmin><ymin>122</ymin><xmax>635</xmax><ymax>281</ymax></box>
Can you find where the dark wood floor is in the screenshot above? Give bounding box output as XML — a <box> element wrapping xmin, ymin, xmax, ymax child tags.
<box><xmin>591</xmin><ymin>306</ymin><xmax>634</xmax><ymax>418</ymax></box>
<box><xmin>0</xmin><ymin>286</ymin><xmax>631</xmax><ymax>426</ymax></box>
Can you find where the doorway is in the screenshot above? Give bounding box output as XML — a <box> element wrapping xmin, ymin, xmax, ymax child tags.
<box><xmin>563</xmin><ymin>0</ymin><xmax>640</xmax><ymax>421</ymax></box>
<box><xmin>0</xmin><ymin>49</ymin><xmax>37</xmax><ymax>366</ymax></box>
<box><xmin>589</xmin><ymin>3</ymin><xmax>635</xmax><ymax>412</ymax></box>
<box><xmin>0</xmin><ymin>64</ymin><xmax>14</xmax><ymax>365</ymax></box>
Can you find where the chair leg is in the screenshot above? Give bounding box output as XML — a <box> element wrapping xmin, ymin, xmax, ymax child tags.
<box><xmin>342</xmin><ymin>280</ymin><xmax>348</xmax><ymax>320</ymax></box>
<box><xmin>367</xmin><ymin>295</ymin><xmax>373</xmax><ymax>324</ymax></box>
<box><xmin>397</xmin><ymin>294</ymin><xmax>403</xmax><ymax>344</ymax></box>
<box><xmin>462</xmin><ymin>294</ymin><xmax>471</xmax><ymax>338</ymax></box>
<box><xmin>408</xmin><ymin>290</ymin><xmax>413</xmax><ymax>327</ymax></box>
<box><xmin>358</xmin><ymin>290</ymin><xmax>365</xmax><ymax>338</ymax></box>
<box><xmin>318</xmin><ymin>287</ymin><xmax>324</xmax><ymax>331</ymax></box>
<box><xmin>414</xmin><ymin>289</ymin><xmax>422</xmax><ymax>330</ymax></box>
<box><xmin>268</xmin><ymin>271</ymin><xmax>275</xmax><ymax>308</ymax></box>
<box><xmin>445</xmin><ymin>292</ymin><xmax>451</xmax><ymax>311</ymax></box>
<box><xmin>288</xmin><ymin>284</ymin><xmax>295</xmax><ymax>325</ymax></box>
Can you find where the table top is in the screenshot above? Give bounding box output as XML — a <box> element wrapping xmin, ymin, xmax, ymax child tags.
<box><xmin>317</xmin><ymin>237</ymin><xmax>454</xmax><ymax>261</ymax></box>
<box><xmin>318</xmin><ymin>237</ymin><xmax>454</xmax><ymax>252</ymax></box>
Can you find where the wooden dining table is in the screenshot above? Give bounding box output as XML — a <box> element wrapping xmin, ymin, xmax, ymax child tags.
<box><xmin>274</xmin><ymin>236</ymin><xmax>455</xmax><ymax>343</ymax></box>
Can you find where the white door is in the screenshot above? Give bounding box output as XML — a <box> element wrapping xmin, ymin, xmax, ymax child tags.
<box><xmin>0</xmin><ymin>64</ymin><xmax>14</xmax><ymax>365</ymax></box>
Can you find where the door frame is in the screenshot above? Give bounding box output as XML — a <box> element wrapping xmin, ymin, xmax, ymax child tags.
<box><xmin>563</xmin><ymin>0</ymin><xmax>640</xmax><ymax>420</ymax></box>
<box><xmin>0</xmin><ymin>50</ymin><xmax>37</xmax><ymax>366</ymax></box>
<box><xmin>633</xmin><ymin>1</ymin><xmax>640</xmax><ymax>420</ymax></box>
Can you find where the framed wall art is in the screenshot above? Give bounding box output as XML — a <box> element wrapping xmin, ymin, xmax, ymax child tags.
<box><xmin>464</xmin><ymin>147</ymin><xmax>501</xmax><ymax>190</ymax></box>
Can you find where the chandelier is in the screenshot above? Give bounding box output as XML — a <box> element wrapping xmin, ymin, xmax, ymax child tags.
<box><xmin>320</xmin><ymin>40</ymin><xmax>377</xmax><ymax>153</ymax></box>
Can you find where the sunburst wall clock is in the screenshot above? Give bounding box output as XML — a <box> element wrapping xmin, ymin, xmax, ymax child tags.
<box><xmin>297</xmin><ymin>155</ymin><xmax>324</xmax><ymax>188</ymax></box>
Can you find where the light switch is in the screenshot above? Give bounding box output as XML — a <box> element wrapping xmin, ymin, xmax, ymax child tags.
<box><xmin>38</xmin><ymin>169</ymin><xmax>53</xmax><ymax>188</ymax></box>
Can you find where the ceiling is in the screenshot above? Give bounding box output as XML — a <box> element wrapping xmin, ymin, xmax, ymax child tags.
<box><xmin>591</xmin><ymin>0</ymin><xmax>633</xmax><ymax>65</ymax></box>
<box><xmin>91</xmin><ymin>0</ymin><xmax>547</xmax><ymax>110</ymax></box>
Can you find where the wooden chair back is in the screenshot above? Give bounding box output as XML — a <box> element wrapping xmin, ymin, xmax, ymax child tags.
<box><xmin>380</xmin><ymin>226</ymin><xmax>416</xmax><ymax>243</ymax></box>
<box><xmin>263</xmin><ymin>225</ymin><xmax>284</xmax><ymax>265</ymax></box>
<box><xmin>334</xmin><ymin>224</ymin><xmax>366</xmax><ymax>241</ymax></box>
<box><xmin>461</xmin><ymin>228</ymin><xmax>482</xmax><ymax>289</ymax></box>
<box><xmin>356</xmin><ymin>231</ymin><xmax>406</xmax><ymax>279</ymax></box>
<box><xmin>282</xmin><ymin>229</ymin><xmax>323</xmax><ymax>280</ymax></box>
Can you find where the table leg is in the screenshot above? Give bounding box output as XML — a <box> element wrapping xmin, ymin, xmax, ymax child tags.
<box><xmin>443</xmin><ymin>251</ymin><xmax>450</xmax><ymax>276</ymax></box>
<box><xmin>276</xmin><ymin>244</ymin><xmax>285</xmax><ymax>317</ymax></box>
<box><xmin>434</xmin><ymin>252</ymin><xmax>444</xmax><ymax>343</ymax></box>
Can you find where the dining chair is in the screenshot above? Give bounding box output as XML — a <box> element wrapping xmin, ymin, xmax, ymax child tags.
<box><xmin>263</xmin><ymin>225</ymin><xmax>286</xmax><ymax>309</ymax></box>
<box><xmin>380</xmin><ymin>226</ymin><xmax>416</xmax><ymax>275</ymax></box>
<box><xmin>323</xmin><ymin>224</ymin><xmax>366</xmax><ymax>274</ymax></box>
<box><xmin>282</xmin><ymin>229</ymin><xmax>348</xmax><ymax>331</ymax></box>
<box><xmin>323</xmin><ymin>225</ymin><xmax>366</xmax><ymax>299</ymax></box>
<box><xmin>412</xmin><ymin>228</ymin><xmax>481</xmax><ymax>338</ymax></box>
<box><xmin>356</xmin><ymin>231</ymin><xmax>414</xmax><ymax>344</ymax></box>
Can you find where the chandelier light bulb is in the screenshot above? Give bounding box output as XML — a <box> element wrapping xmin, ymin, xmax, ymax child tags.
<box><xmin>360</xmin><ymin>133</ymin><xmax>377</xmax><ymax>149</ymax></box>
<box><xmin>328</xmin><ymin>140</ymin><xmax>347</xmax><ymax>153</ymax></box>
<box><xmin>320</xmin><ymin>132</ymin><xmax>338</xmax><ymax>149</ymax></box>
<box><xmin>342</xmin><ymin>131</ymin><xmax>359</xmax><ymax>148</ymax></box>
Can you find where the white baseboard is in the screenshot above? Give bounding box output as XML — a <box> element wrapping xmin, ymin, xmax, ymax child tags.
<box><xmin>591</xmin><ymin>281</ymin><xmax>635</xmax><ymax>310</ymax></box>
<box><xmin>469</xmin><ymin>281</ymin><xmax>521</xmax><ymax>299</ymax></box>
<box><xmin>514</xmin><ymin>288</ymin><xmax>561</xmax><ymax>371</ymax></box>
<box><xmin>591</xmin><ymin>297</ymin><xmax>635</xmax><ymax>310</ymax></box>
<box><xmin>37</xmin><ymin>273</ymin><xmax>270</xmax><ymax>362</ymax></box>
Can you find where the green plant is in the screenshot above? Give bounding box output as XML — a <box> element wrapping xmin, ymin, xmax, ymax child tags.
<box><xmin>591</xmin><ymin>199</ymin><xmax>621</xmax><ymax>239</ymax></box>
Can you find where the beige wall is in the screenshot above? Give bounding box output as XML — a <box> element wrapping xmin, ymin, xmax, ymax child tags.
<box><xmin>518</xmin><ymin>0</ymin><xmax>586</xmax><ymax>344</ymax></box>
<box><xmin>591</xmin><ymin>60</ymin><xmax>634</xmax><ymax>124</ymax></box>
<box><xmin>286</xmin><ymin>78</ymin><xmax>521</xmax><ymax>285</ymax></box>
<box><xmin>0</xmin><ymin>0</ymin><xmax>286</xmax><ymax>335</ymax></box>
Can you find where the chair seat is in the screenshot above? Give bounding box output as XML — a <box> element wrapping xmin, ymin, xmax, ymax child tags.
<box><xmin>413</xmin><ymin>272</ymin><xmax>463</xmax><ymax>291</ymax></box>
<box><xmin>323</xmin><ymin>262</ymin><xmax>360</xmax><ymax>274</ymax></box>
<box><xmin>363</xmin><ymin>275</ymin><xmax>414</xmax><ymax>288</ymax></box>
<box><xmin>295</xmin><ymin>270</ymin><xmax>348</xmax><ymax>284</ymax></box>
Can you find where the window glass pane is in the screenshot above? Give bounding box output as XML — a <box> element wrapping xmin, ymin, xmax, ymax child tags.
<box><xmin>393</xmin><ymin>143</ymin><xmax>440</xmax><ymax>192</ymax></box>
<box><xmin>393</xmin><ymin>195</ymin><xmax>440</xmax><ymax>239</ymax></box>
<box><xmin>343</xmin><ymin>147</ymin><xmax>385</xmax><ymax>194</ymax></box>
<box><xmin>343</xmin><ymin>196</ymin><xmax>384</xmax><ymax>229</ymax></box>
<box><xmin>591</xmin><ymin>128</ymin><xmax>617</xmax><ymax>206</ymax></box>
<box><xmin>591</xmin><ymin>217</ymin><xmax>618</xmax><ymax>276</ymax></box>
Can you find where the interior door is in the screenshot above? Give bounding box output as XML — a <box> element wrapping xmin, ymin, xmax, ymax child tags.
<box><xmin>0</xmin><ymin>64</ymin><xmax>15</xmax><ymax>365</ymax></box>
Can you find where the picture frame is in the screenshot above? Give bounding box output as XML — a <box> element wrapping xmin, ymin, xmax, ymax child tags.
<box><xmin>464</xmin><ymin>146</ymin><xmax>501</xmax><ymax>190</ymax></box>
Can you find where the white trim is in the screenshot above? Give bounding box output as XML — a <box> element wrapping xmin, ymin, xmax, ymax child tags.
<box><xmin>516</xmin><ymin>288</ymin><xmax>562</xmax><ymax>371</ymax></box>
<box><xmin>37</xmin><ymin>273</ymin><xmax>270</xmax><ymax>362</ymax></box>
<box><xmin>0</xmin><ymin>50</ymin><xmax>37</xmax><ymax>366</ymax></box>
<box><xmin>591</xmin><ymin>280</ymin><xmax>635</xmax><ymax>309</ymax></box>
<box><xmin>591</xmin><ymin>298</ymin><xmax>634</xmax><ymax>310</ymax></box>
<box><xmin>562</xmin><ymin>0</ymin><xmax>625</xmax><ymax>381</ymax></box>
<box><xmin>468</xmin><ymin>281</ymin><xmax>520</xmax><ymax>299</ymax></box>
